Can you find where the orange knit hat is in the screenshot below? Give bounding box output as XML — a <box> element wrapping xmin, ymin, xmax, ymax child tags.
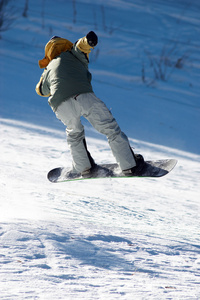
<box><xmin>38</xmin><ymin>36</ymin><xmax>73</xmax><ymax>68</ymax></box>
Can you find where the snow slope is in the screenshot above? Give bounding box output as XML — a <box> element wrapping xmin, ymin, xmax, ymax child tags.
<box><xmin>0</xmin><ymin>0</ymin><xmax>200</xmax><ymax>299</ymax></box>
<box><xmin>1</xmin><ymin>118</ymin><xmax>200</xmax><ymax>299</ymax></box>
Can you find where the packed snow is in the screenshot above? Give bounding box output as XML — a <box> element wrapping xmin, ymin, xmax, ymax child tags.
<box><xmin>0</xmin><ymin>0</ymin><xmax>200</xmax><ymax>299</ymax></box>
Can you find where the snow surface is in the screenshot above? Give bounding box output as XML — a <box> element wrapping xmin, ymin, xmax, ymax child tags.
<box><xmin>0</xmin><ymin>0</ymin><xmax>200</xmax><ymax>299</ymax></box>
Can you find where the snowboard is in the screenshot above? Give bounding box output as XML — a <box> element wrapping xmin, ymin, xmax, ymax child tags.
<box><xmin>47</xmin><ymin>159</ymin><xmax>177</xmax><ymax>183</ymax></box>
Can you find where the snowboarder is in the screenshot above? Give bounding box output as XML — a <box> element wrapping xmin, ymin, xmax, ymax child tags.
<box><xmin>36</xmin><ymin>31</ymin><xmax>144</xmax><ymax>177</ymax></box>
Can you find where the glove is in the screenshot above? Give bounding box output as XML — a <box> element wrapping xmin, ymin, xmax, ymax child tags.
<box><xmin>86</xmin><ymin>31</ymin><xmax>98</xmax><ymax>47</ymax></box>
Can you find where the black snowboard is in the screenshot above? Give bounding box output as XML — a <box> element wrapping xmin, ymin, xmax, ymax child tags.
<box><xmin>47</xmin><ymin>159</ymin><xmax>177</xmax><ymax>183</ymax></box>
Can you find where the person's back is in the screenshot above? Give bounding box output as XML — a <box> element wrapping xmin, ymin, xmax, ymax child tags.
<box><xmin>44</xmin><ymin>50</ymin><xmax>93</xmax><ymax>111</ymax></box>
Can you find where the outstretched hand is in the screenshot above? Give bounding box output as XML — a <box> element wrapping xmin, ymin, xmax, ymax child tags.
<box><xmin>86</xmin><ymin>31</ymin><xmax>98</xmax><ymax>47</ymax></box>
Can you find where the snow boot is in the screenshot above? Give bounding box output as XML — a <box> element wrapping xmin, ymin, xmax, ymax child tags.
<box><xmin>123</xmin><ymin>153</ymin><xmax>145</xmax><ymax>176</ymax></box>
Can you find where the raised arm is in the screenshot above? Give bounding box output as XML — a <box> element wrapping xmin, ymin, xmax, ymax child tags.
<box><xmin>71</xmin><ymin>31</ymin><xmax>98</xmax><ymax>67</ymax></box>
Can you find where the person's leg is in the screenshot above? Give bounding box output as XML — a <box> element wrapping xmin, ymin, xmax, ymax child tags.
<box><xmin>55</xmin><ymin>97</ymin><xmax>95</xmax><ymax>173</ymax></box>
<box><xmin>77</xmin><ymin>93</ymin><xmax>136</xmax><ymax>171</ymax></box>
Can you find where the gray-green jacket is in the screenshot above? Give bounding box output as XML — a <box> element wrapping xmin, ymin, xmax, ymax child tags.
<box><xmin>37</xmin><ymin>43</ymin><xmax>93</xmax><ymax>112</ymax></box>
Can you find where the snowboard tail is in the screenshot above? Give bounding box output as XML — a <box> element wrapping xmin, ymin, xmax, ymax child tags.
<box><xmin>47</xmin><ymin>159</ymin><xmax>177</xmax><ymax>183</ymax></box>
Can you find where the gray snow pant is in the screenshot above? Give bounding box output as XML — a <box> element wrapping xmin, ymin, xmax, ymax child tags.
<box><xmin>55</xmin><ymin>92</ymin><xmax>136</xmax><ymax>173</ymax></box>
